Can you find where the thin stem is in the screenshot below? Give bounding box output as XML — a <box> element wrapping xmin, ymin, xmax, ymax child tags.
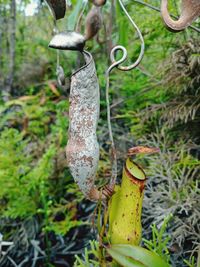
<box><xmin>99</xmin><ymin>204</ymin><xmax>109</xmax><ymax>266</ymax></box>
<box><xmin>56</xmin><ymin>50</ymin><xmax>60</xmax><ymax>67</ymax></box>
<box><xmin>54</xmin><ymin>19</ymin><xmax>60</xmax><ymax>75</ymax></box>
<box><xmin>115</xmin><ymin>0</ymin><xmax>145</xmax><ymax>71</ymax></box>
<box><xmin>106</xmin><ymin>46</ymin><xmax>127</xmax><ymax>188</ymax></box>
<box><xmin>105</xmin><ymin>74</ymin><xmax>117</xmax><ymax>188</ymax></box>
<box><xmin>75</xmin><ymin>0</ymin><xmax>87</xmax><ymax>32</ymax></box>
<box><xmin>106</xmin><ymin>0</ymin><xmax>145</xmax><ymax>188</ymax></box>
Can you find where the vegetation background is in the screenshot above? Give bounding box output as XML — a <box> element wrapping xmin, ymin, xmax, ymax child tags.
<box><xmin>0</xmin><ymin>0</ymin><xmax>199</xmax><ymax>266</ymax></box>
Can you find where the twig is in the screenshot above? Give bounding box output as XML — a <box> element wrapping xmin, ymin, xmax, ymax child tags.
<box><xmin>137</xmin><ymin>65</ymin><xmax>159</xmax><ymax>82</ymax></box>
<box><xmin>110</xmin><ymin>98</ymin><xmax>124</xmax><ymax>109</ymax></box>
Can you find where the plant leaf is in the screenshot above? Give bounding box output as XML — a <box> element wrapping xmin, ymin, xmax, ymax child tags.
<box><xmin>107</xmin><ymin>246</ymin><xmax>146</xmax><ymax>267</ymax></box>
<box><xmin>107</xmin><ymin>244</ymin><xmax>170</xmax><ymax>267</ymax></box>
<box><xmin>67</xmin><ymin>0</ymin><xmax>87</xmax><ymax>30</ymax></box>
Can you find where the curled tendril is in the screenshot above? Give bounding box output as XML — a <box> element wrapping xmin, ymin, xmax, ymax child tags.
<box><xmin>109</xmin><ymin>0</ymin><xmax>145</xmax><ymax>72</ymax></box>
<box><xmin>107</xmin><ymin>45</ymin><xmax>128</xmax><ymax>73</ymax></box>
<box><xmin>106</xmin><ymin>0</ymin><xmax>145</xmax><ymax>189</ymax></box>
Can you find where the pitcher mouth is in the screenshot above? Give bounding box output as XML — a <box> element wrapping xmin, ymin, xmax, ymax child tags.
<box><xmin>48</xmin><ymin>31</ymin><xmax>85</xmax><ymax>51</ymax></box>
<box><xmin>71</xmin><ymin>50</ymin><xmax>93</xmax><ymax>76</ymax></box>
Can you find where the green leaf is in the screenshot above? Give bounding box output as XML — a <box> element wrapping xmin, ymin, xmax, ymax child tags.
<box><xmin>108</xmin><ymin>247</ymin><xmax>146</xmax><ymax>267</ymax></box>
<box><xmin>67</xmin><ymin>0</ymin><xmax>87</xmax><ymax>30</ymax></box>
<box><xmin>107</xmin><ymin>245</ymin><xmax>170</xmax><ymax>267</ymax></box>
